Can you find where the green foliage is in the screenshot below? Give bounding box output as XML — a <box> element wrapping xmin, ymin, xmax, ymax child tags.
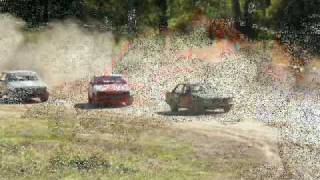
<box><xmin>268</xmin><ymin>0</ymin><xmax>320</xmax><ymax>54</ymax></box>
<box><xmin>254</xmin><ymin>29</ymin><xmax>274</xmax><ymax>40</ymax></box>
<box><xmin>83</xmin><ymin>0</ymin><xmax>128</xmax><ymax>27</ymax></box>
<box><xmin>203</xmin><ymin>0</ymin><xmax>233</xmax><ymax>19</ymax></box>
<box><xmin>167</xmin><ymin>0</ymin><xmax>196</xmax><ymax>30</ymax></box>
<box><xmin>1</xmin><ymin>0</ymin><xmax>319</xmax><ymax>46</ymax></box>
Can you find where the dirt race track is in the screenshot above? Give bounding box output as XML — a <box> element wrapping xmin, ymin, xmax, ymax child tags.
<box><xmin>0</xmin><ymin>101</ymin><xmax>284</xmax><ymax>178</ymax></box>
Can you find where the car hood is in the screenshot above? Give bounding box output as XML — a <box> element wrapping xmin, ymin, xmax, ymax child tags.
<box><xmin>7</xmin><ymin>80</ymin><xmax>47</xmax><ymax>89</ymax></box>
<box><xmin>92</xmin><ymin>83</ymin><xmax>130</xmax><ymax>92</ymax></box>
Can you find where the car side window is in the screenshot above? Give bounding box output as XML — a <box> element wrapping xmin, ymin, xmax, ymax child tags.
<box><xmin>185</xmin><ymin>86</ymin><xmax>192</xmax><ymax>95</ymax></box>
<box><xmin>173</xmin><ymin>84</ymin><xmax>185</xmax><ymax>94</ymax></box>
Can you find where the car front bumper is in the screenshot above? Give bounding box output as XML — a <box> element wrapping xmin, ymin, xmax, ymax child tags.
<box><xmin>92</xmin><ymin>91</ymin><xmax>132</xmax><ymax>105</ymax></box>
<box><xmin>9</xmin><ymin>88</ymin><xmax>48</xmax><ymax>99</ymax></box>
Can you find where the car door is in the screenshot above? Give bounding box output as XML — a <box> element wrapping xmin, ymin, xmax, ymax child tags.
<box><xmin>178</xmin><ymin>85</ymin><xmax>193</xmax><ymax>108</ymax></box>
<box><xmin>171</xmin><ymin>84</ymin><xmax>185</xmax><ymax>106</ymax></box>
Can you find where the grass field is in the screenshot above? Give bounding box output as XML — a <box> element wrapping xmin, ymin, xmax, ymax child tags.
<box><xmin>0</xmin><ymin>104</ymin><xmax>279</xmax><ymax>179</ymax></box>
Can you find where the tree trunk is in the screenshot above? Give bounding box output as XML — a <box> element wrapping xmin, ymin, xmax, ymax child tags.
<box><xmin>232</xmin><ymin>0</ymin><xmax>241</xmax><ymax>31</ymax></box>
<box><xmin>42</xmin><ymin>0</ymin><xmax>49</xmax><ymax>23</ymax></box>
<box><xmin>158</xmin><ymin>0</ymin><xmax>168</xmax><ymax>33</ymax></box>
<box><xmin>244</xmin><ymin>0</ymin><xmax>254</xmax><ymax>39</ymax></box>
<box><xmin>128</xmin><ymin>0</ymin><xmax>137</xmax><ymax>36</ymax></box>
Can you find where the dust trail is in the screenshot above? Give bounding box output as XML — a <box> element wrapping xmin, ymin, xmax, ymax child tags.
<box><xmin>0</xmin><ymin>14</ymin><xmax>24</xmax><ymax>71</ymax></box>
<box><xmin>0</xmin><ymin>14</ymin><xmax>114</xmax><ymax>87</ymax></box>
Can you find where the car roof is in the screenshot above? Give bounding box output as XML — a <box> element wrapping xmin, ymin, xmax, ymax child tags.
<box><xmin>95</xmin><ymin>74</ymin><xmax>123</xmax><ymax>78</ymax></box>
<box><xmin>3</xmin><ymin>70</ymin><xmax>37</xmax><ymax>75</ymax></box>
<box><xmin>185</xmin><ymin>83</ymin><xmax>204</xmax><ymax>86</ymax></box>
<box><xmin>109</xmin><ymin>74</ymin><xmax>123</xmax><ymax>77</ymax></box>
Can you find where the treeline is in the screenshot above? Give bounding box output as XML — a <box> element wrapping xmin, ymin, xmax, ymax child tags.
<box><xmin>0</xmin><ymin>0</ymin><xmax>319</xmax><ymax>52</ymax></box>
<box><xmin>0</xmin><ymin>0</ymin><xmax>318</xmax><ymax>33</ymax></box>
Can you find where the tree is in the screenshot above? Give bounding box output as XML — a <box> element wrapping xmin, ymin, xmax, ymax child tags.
<box><xmin>243</xmin><ymin>0</ymin><xmax>254</xmax><ymax>38</ymax></box>
<box><xmin>271</xmin><ymin>0</ymin><xmax>320</xmax><ymax>53</ymax></box>
<box><xmin>167</xmin><ymin>0</ymin><xmax>197</xmax><ymax>31</ymax></box>
<box><xmin>128</xmin><ymin>0</ymin><xmax>137</xmax><ymax>36</ymax></box>
<box><xmin>232</xmin><ymin>0</ymin><xmax>241</xmax><ymax>30</ymax></box>
<box><xmin>158</xmin><ymin>0</ymin><xmax>168</xmax><ymax>32</ymax></box>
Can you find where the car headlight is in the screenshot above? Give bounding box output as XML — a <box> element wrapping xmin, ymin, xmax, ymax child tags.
<box><xmin>93</xmin><ymin>85</ymin><xmax>105</xmax><ymax>92</ymax></box>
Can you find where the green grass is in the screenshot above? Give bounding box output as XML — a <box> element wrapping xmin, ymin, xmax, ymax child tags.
<box><xmin>0</xmin><ymin>105</ymin><xmax>265</xmax><ymax>179</ymax></box>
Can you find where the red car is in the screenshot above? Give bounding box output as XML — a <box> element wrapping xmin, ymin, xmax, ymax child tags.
<box><xmin>88</xmin><ymin>74</ymin><xmax>133</xmax><ymax>106</ymax></box>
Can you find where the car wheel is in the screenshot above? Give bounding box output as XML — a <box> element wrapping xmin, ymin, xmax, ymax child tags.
<box><xmin>88</xmin><ymin>95</ymin><xmax>93</xmax><ymax>104</ymax></box>
<box><xmin>8</xmin><ymin>93</ymin><xmax>22</xmax><ymax>103</ymax></box>
<box><xmin>40</xmin><ymin>97</ymin><xmax>48</xmax><ymax>102</ymax></box>
<box><xmin>170</xmin><ymin>103</ymin><xmax>178</xmax><ymax>112</ymax></box>
<box><xmin>223</xmin><ymin>105</ymin><xmax>231</xmax><ymax>113</ymax></box>
<box><xmin>40</xmin><ymin>93</ymin><xmax>49</xmax><ymax>102</ymax></box>
<box><xmin>126</xmin><ymin>96</ymin><xmax>134</xmax><ymax>106</ymax></box>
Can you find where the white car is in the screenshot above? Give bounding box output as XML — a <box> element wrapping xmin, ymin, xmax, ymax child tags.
<box><xmin>0</xmin><ymin>70</ymin><xmax>49</xmax><ymax>102</ymax></box>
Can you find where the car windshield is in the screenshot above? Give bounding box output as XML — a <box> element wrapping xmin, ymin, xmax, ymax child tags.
<box><xmin>190</xmin><ymin>85</ymin><xmax>204</xmax><ymax>92</ymax></box>
<box><xmin>7</xmin><ymin>73</ymin><xmax>38</xmax><ymax>82</ymax></box>
<box><xmin>190</xmin><ymin>84</ymin><xmax>216</xmax><ymax>94</ymax></box>
<box><xmin>94</xmin><ymin>76</ymin><xmax>126</xmax><ymax>85</ymax></box>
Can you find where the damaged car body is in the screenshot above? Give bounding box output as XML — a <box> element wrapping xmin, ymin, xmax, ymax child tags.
<box><xmin>165</xmin><ymin>83</ymin><xmax>233</xmax><ymax>114</ymax></box>
<box><xmin>0</xmin><ymin>70</ymin><xmax>49</xmax><ymax>103</ymax></box>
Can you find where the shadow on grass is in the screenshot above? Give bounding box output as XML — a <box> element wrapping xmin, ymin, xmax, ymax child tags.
<box><xmin>74</xmin><ymin>103</ymin><xmax>130</xmax><ymax>110</ymax></box>
<box><xmin>157</xmin><ymin>109</ymin><xmax>226</xmax><ymax>116</ymax></box>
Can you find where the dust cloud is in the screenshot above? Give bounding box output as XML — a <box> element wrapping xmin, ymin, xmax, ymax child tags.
<box><xmin>0</xmin><ymin>14</ymin><xmax>25</xmax><ymax>69</ymax></box>
<box><xmin>0</xmin><ymin>14</ymin><xmax>114</xmax><ymax>87</ymax></box>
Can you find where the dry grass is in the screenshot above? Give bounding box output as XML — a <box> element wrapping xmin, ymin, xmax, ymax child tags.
<box><xmin>0</xmin><ymin>104</ymin><xmax>281</xmax><ymax>179</ymax></box>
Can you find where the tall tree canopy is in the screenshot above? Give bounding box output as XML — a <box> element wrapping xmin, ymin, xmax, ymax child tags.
<box><xmin>0</xmin><ymin>0</ymin><xmax>319</xmax><ymax>47</ymax></box>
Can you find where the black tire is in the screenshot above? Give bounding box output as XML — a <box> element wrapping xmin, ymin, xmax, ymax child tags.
<box><xmin>40</xmin><ymin>97</ymin><xmax>48</xmax><ymax>102</ymax></box>
<box><xmin>9</xmin><ymin>94</ymin><xmax>22</xmax><ymax>103</ymax></box>
<box><xmin>124</xmin><ymin>96</ymin><xmax>133</xmax><ymax>106</ymax></box>
<box><xmin>170</xmin><ymin>103</ymin><xmax>178</xmax><ymax>112</ymax></box>
<box><xmin>40</xmin><ymin>93</ymin><xmax>49</xmax><ymax>102</ymax></box>
<box><xmin>10</xmin><ymin>97</ymin><xmax>23</xmax><ymax>104</ymax></box>
<box><xmin>88</xmin><ymin>95</ymin><xmax>93</xmax><ymax>104</ymax></box>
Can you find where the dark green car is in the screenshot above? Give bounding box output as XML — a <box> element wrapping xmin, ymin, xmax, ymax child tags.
<box><xmin>165</xmin><ymin>83</ymin><xmax>233</xmax><ymax>114</ymax></box>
